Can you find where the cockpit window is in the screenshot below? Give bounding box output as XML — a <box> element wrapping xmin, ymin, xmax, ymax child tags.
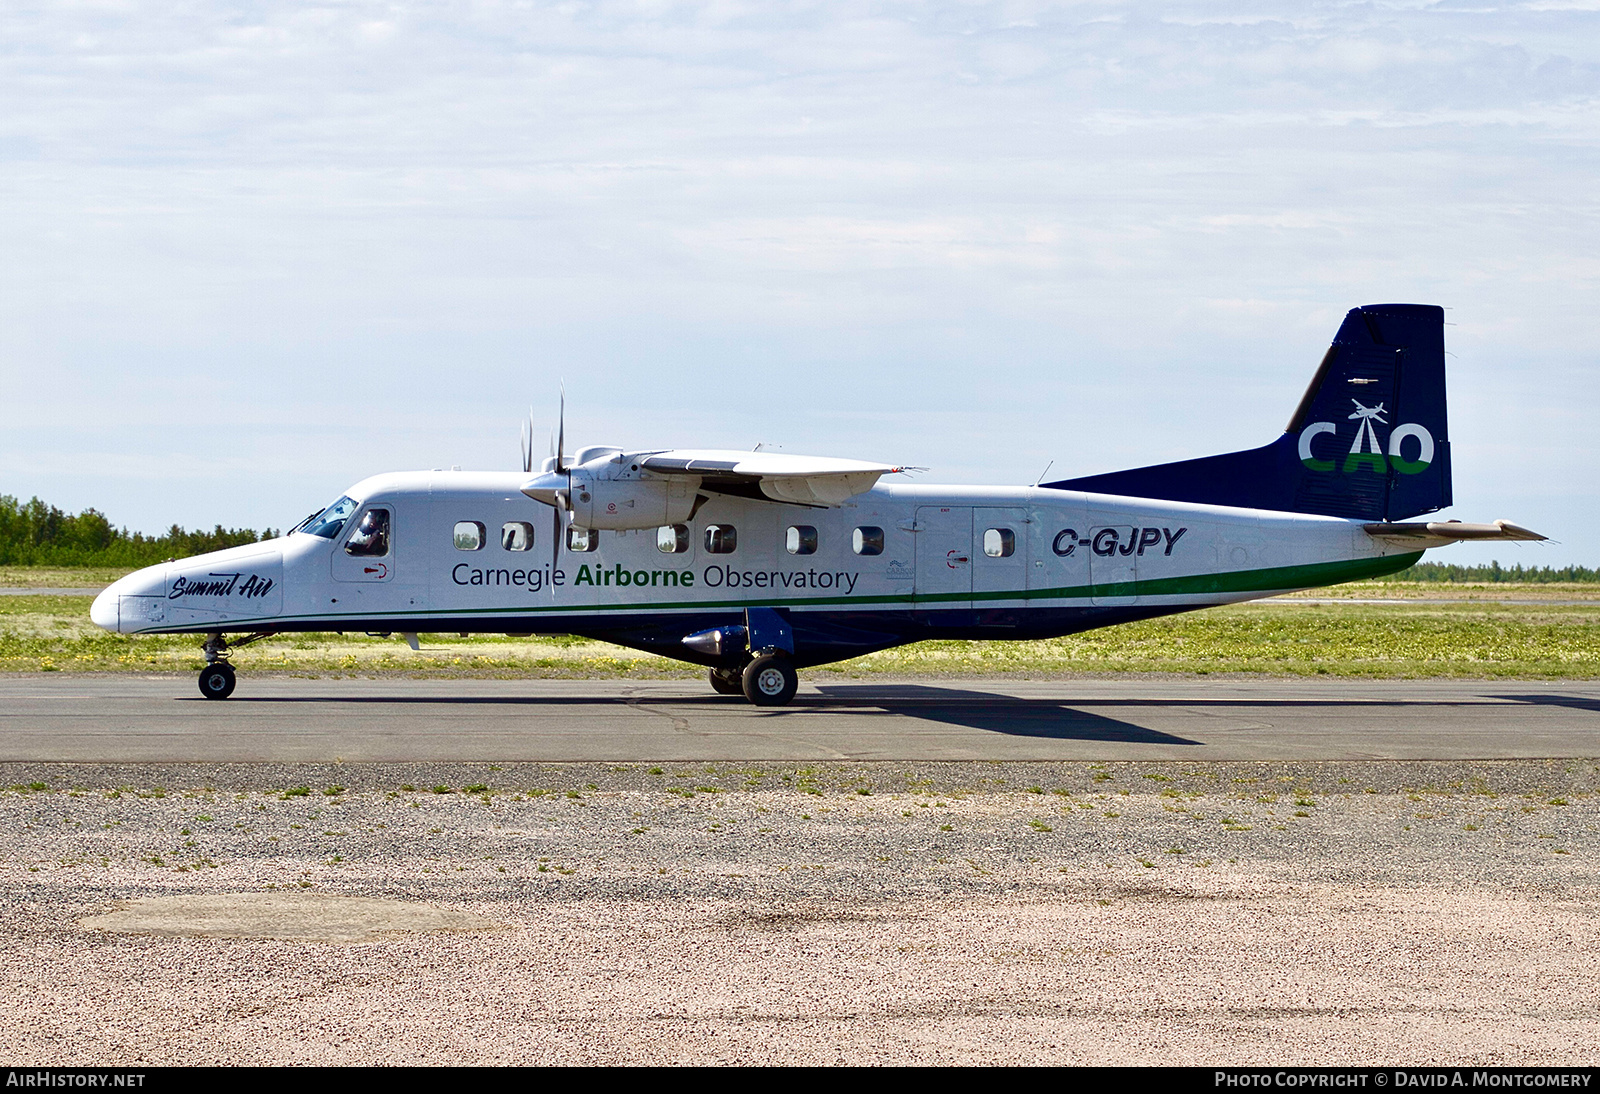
<box><xmin>344</xmin><ymin>508</ymin><xmax>390</xmax><ymax>557</ymax></box>
<box><xmin>298</xmin><ymin>496</ymin><xmax>359</xmax><ymax>540</ymax></box>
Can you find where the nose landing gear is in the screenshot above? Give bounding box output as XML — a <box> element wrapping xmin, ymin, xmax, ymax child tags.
<box><xmin>198</xmin><ymin>661</ymin><xmax>237</xmax><ymax>700</ymax></box>
<box><xmin>195</xmin><ymin>631</ymin><xmax>275</xmax><ymax>700</ymax></box>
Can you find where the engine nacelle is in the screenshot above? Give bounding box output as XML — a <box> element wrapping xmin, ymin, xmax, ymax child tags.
<box><xmin>568</xmin><ymin>474</ymin><xmax>698</xmax><ymax>530</ymax></box>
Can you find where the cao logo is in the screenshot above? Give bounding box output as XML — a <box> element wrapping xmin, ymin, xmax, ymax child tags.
<box><xmin>1298</xmin><ymin>399</ymin><xmax>1434</xmax><ymax>475</ymax></box>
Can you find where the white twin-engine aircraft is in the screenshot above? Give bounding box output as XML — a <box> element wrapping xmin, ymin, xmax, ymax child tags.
<box><xmin>92</xmin><ymin>304</ymin><xmax>1544</xmax><ymax>705</ymax></box>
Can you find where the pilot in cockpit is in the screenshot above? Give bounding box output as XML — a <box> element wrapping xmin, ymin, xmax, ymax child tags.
<box><xmin>343</xmin><ymin>508</ymin><xmax>390</xmax><ymax>557</ymax></box>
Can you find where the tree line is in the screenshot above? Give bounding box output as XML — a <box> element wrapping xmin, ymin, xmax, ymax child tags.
<box><xmin>0</xmin><ymin>495</ymin><xmax>277</xmax><ymax>567</ymax></box>
<box><xmin>1369</xmin><ymin>560</ymin><xmax>1596</xmax><ymax>584</ymax></box>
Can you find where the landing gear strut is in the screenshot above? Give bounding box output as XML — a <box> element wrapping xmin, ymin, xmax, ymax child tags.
<box><xmin>690</xmin><ymin>608</ymin><xmax>800</xmax><ymax>706</ymax></box>
<box><xmin>195</xmin><ymin>631</ymin><xmax>274</xmax><ymax>700</ymax></box>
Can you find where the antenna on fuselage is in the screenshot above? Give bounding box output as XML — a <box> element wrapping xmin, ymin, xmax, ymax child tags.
<box><xmin>1033</xmin><ymin>459</ymin><xmax>1054</xmax><ymax>487</ymax></box>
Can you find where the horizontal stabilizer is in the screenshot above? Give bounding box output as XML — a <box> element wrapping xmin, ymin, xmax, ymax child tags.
<box><xmin>1363</xmin><ymin>519</ymin><xmax>1546</xmax><ymax>548</ymax></box>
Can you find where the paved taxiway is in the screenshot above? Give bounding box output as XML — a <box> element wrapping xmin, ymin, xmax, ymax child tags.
<box><xmin>3</xmin><ymin>675</ymin><xmax>1597</xmax><ymax>761</ymax></box>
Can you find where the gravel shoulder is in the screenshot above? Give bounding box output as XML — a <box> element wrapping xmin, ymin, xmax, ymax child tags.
<box><xmin>1</xmin><ymin>760</ymin><xmax>1597</xmax><ymax>1065</ymax></box>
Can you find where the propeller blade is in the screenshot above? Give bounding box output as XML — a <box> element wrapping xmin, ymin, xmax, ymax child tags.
<box><xmin>548</xmin><ymin>385</ymin><xmax>568</xmax><ymax>585</ymax></box>
<box><xmin>555</xmin><ymin>384</ymin><xmax>565</xmax><ymax>472</ymax></box>
<box><xmin>551</xmin><ymin>505</ymin><xmax>561</xmax><ymax>586</ymax></box>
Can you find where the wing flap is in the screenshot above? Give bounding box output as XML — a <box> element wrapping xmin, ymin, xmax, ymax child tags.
<box><xmin>638</xmin><ymin>450</ymin><xmax>905</xmax><ymax>507</ymax></box>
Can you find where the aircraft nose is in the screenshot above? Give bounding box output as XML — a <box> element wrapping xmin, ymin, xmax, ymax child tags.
<box><xmin>90</xmin><ymin>586</ymin><xmax>120</xmax><ymax>632</ymax></box>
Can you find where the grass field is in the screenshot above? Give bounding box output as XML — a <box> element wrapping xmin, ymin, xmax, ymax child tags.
<box><xmin>0</xmin><ymin>566</ymin><xmax>133</xmax><ymax>589</ymax></box>
<box><xmin>4</xmin><ymin>572</ymin><xmax>1597</xmax><ymax>679</ymax></box>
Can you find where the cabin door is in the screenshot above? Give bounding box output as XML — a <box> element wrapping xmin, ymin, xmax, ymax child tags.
<box><xmin>971</xmin><ymin>508</ymin><xmax>1029</xmax><ymax>605</ymax></box>
<box><xmin>914</xmin><ymin>505</ymin><xmax>972</xmax><ymax>607</ymax></box>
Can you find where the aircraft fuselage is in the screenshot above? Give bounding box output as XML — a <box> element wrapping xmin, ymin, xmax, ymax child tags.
<box><xmin>92</xmin><ymin>470</ymin><xmax>1421</xmax><ymax>670</ymax></box>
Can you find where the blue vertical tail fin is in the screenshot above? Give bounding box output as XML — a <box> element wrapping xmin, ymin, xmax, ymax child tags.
<box><xmin>1042</xmin><ymin>303</ymin><xmax>1452</xmax><ymax>521</ymax></box>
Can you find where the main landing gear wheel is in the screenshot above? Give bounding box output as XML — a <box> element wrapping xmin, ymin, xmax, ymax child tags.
<box><xmin>742</xmin><ymin>653</ymin><xmax>798</xmax><ymax>707</ymax></box>
<box><xmin>198</xmin><ymin>662</ymin><xmax>236</xmax><ymax>700</ymax></box>
<box><xmin>708</xmin><ymin>668</ymin><xmax>743</xmax><ymax>696</ymax></box>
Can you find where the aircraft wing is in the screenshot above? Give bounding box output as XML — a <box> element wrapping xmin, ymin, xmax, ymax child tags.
<box><xmin>638</xmin><ymin>450</ymin><xmax>908</xmax><ymax>507</ymax></box>
<box><xmin>1363</xmin><ymin>519</ymin><xmax>1547</xmax><ymax>548</ymax></box>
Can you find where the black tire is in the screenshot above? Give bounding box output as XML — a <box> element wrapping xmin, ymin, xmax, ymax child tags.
<box><xmin>198</xmin><ymin>662</ymin><xmax>236</xmax><ymax>700</ymax></box>
<box><xmin>742</xmin><ymin>652</ymin><xmax>798</xmax><ymax>707</ymax></box>
<box><xmin>709</xmin><ymin>668</ymin><xmax>743</xmax><ymax>696</ymax></box>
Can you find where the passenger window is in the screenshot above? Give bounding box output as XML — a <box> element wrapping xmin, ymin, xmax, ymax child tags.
<box><xmin>983</xmin><ymin>528</ymin><xmax>1016</xmax><ymax>558</ymax></box>
<box><xmin>566</xmin><ymin>525</ymin><xmax>599</xmax><ymax>552</ymax></box>
<box><xmin>453</xmin><ymin>521</ymin><xmax>485</xmax><ymax>551</ymax></box>
<box><xmin>786</xmin><ymin>526</ymin><xmax>818</xmax><ymax>555</ymax></box>
<box><xmin>657</xmin><ymin>524</ymin><xmax>690</xmax><ymax>554</ymax></box>
<box><xmin>345</xmin><ymin>509</ymin><xmax>390</xmax><ymax>557</ymax></box>
<box><xmin>501</xmin><ymin>522</ymin><xmax>535</xmax><ymax>552</ymax></box>
<box><xmin>852</xmin><ymin>526</ymin><xmax>884</xmax><ymax>556</ymax></box>
<box><xmin>704</xmin><ymin>524</ymin><xmax>737</xmax><ymax>554</ymax></box>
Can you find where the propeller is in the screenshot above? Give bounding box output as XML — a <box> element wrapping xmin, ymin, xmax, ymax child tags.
<box><xmin>551</xmin><ymin>386</ymin><xmax>565</xmax><ymax>577</ymax></box>
<box><xmin>518</xmin><ymin>387</ymin><xmax>571</xmax><ymax>588</ymax></box>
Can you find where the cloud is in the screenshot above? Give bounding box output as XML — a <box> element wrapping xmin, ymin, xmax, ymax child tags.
<box><xmin>0</xmin><ymin>0</ymin><xmax>1593</xmax><ymax>561</ymax></box>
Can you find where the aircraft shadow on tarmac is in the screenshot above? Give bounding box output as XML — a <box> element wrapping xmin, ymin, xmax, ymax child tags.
<box><xmin>807</xmin><ymin>685</ymin><xmax>1201</xmax><ymax>743</ymax></box>
<box><xmin>209</xmin><ymin>685</ymin><xmax>1596</xmax><ymax>744</ymax></box>
<box><xmin>1490</xmin><ymin>694</ymin><xmax>1600</xmax><ymax>714</ymax></box>
<box><xmin>215</xmin><ymin>686</ymin><xmax>1198</xmax><ymax>743</ymax></box>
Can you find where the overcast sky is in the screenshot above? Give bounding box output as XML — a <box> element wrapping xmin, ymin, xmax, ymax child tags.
<box><xmin>2</xmin><ymin>0</ymin><xmax>1594</xmax><ymax>566</ymax></box>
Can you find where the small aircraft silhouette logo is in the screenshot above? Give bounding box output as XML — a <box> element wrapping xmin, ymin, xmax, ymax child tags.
<box><xmin>1348</xmin><ymin>399</ymin><xmax>1388</xmax><ymax>459</ymax></box>
<box><xmin>1333</xmin><ymin>398</ymin><xmax>1395</xmax><ymax>473</ymax></box>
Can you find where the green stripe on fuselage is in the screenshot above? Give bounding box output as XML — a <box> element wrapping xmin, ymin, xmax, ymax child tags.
<box><xmin>135</xmin><ymin>551</ymin><xmax>1424</xmax><ymax>633</ymax></box>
